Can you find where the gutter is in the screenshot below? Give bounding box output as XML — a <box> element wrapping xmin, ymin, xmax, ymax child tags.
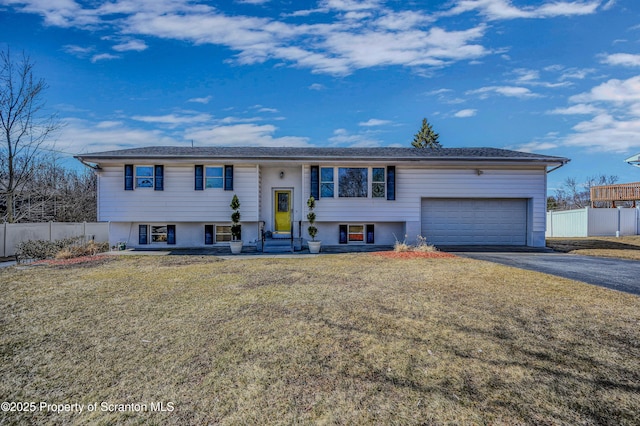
<box><xmin>546</xmin><ymin>159</ymin><xmax>570</xmax><ymax>174</ymax></box>
<box><xmin>75</xmin><ymin>156</ymin><xmax>101</xmax><ymax>170</ymax></box>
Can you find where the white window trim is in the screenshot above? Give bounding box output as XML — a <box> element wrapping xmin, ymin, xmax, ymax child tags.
<box><xmin>135</xmin><ymin>165</ymin><xmax>154</xmax><ymax>189</ymax></box>
<box><xmin>320</xmin><ymin>167</ymin><xmax>335</xmax><ymax>198</ymax></box>
<box><xmin>372</xmin><ymin>167</ymin><xmax>386</xmax><ymax>198</ymax></box>
<box><xmin>204</xmin><ymin>165</ymin><xmax>224</xmax><ymax>190</ymax></box>
<box><xmin>215</xmin><ymin>224</ymin><xmax>232</xmax><ymax>243</ymax></box>
<box><xmin>346</xmin><ymin>224</ymin><xmax>366</xmax><ymax>244</ymax></box>
<box><xmin>150</xmin><ymin>224</ymin><xmax>168</xmax><ymax>244</ymax></box>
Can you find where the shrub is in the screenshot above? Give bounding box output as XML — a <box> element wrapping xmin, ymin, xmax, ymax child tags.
<box><xmin>16</xmin><ymin>237</ymin><xmax>108</xmax><ymax>263</ymax></box>
<box><xmin>394</xmin><ymin>235</ymin><xmax>437</xmax><ymax>253</ymax></box>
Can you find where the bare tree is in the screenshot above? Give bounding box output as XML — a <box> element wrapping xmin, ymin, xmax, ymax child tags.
<box><xmin>553</xmin><ymin>175</ymin><xmax>619</xmax><ymax>210</ymax></box>
<box><xmin>0</xmin><ymin>48</ymin><xmax>59</xmax><ymax>222</ymax></box>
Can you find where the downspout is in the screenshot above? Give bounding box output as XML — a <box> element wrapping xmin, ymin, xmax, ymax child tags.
<box><xmin>546</xmin><ymin>159</ymin><xmax>570</xmax><ymax>174</ymax></box>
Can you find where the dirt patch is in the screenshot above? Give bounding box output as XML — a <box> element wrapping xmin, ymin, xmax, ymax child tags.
<box><xmin>371</xmin><ymin>251</ymin><xmax>457</xmax><ymax>259</ymax></box>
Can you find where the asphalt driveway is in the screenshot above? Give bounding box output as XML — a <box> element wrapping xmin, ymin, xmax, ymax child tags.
<box><xmin>449</xmin><ymin>250</ymin><xmax>640</xmax><ymax>296</ymax></box>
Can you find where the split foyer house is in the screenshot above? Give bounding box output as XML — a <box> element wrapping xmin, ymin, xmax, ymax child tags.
<box><xmin>75</xmin><ymin>146</ymin><xmax>569</xmax><ymax>250</ymax></box>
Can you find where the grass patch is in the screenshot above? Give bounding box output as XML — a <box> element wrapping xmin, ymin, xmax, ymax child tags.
<box><xmin>1</xmin><ymin>255</ymin><xmax>639</xmax><ymax>424</ymax></box>
<box><xmin>547</xmin><ymin>236</ymin><xmax>640</xmax><ymax>260</ymax></box>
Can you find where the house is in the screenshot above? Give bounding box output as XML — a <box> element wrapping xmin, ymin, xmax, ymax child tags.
<box><xmin>75</xmin><ymin>146</ymin><xmax>569</xmax><ymax>250</ymax></box>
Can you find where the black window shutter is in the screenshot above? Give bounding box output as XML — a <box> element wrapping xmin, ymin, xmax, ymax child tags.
<box><xmin>224</xmin><ymin>165</ymin><xmax>234</xmax><ymax>191</ymax></box>
<box><xmin>167</xmin><ymin>225</ymin><xmax>176</xmax><ymax>245</ymax></box>
<box><xmin>310</xmin><ymin>165</ymin><xmax>319</xmax><ymax>199</ymax></box>
<box><xmin>204</xmin><ymin>225</ymin><xmax>214</xmax><ymax>245</ymax></box>
<box><xmin>139</xmin><ymin>225</ymin><xmax>148</xmax><ymax>245</ymax></box>
<box><xmin>366</xmin><ymin>224</ymin><xmax>375</xmax><ymax>244</ymax></box>
<box><xmin>339</xmin><ymin>224</ymin><xmax>348</xmax><ymax>244</ymax></box>
<box><xmin>124</xmin><ymin>164</ymin><xmax>134</xmax><ymax>190</ymax></box>
<box><xmin>386</xmin><ymin>166</ymin><xmax>396</xmax><ymax>201</ymax></box>
<box><xmin>195</xmin><ymin>165</ymin><xmax>204</xmax><ymax>191</ymax></box>
<box><xmin>154</xmin><ymin>165</ymin><xmax>164</xmax><ymax>191</ymax></box>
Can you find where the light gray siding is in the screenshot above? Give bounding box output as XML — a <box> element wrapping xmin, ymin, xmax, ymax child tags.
<box><xmin>303</xmin><ymin>165</ymin><xmax>547</xmax><ymax>246</ymax></box>
<box><xmin>98</xmin><ymin>164</ymin><xmax>259</xmax><ymax>222</ymax></box>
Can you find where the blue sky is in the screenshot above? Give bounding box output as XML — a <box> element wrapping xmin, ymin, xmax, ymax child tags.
<box><xmin>1</xmin><ymin>0</ymin><xmax>640</xmax><ymax>191</ymax></box>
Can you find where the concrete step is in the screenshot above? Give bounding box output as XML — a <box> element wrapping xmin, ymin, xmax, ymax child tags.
<box><xmin>263</xmin><ymin>238</ymin><xmax>293</xmax><ymax>253</ymax></box>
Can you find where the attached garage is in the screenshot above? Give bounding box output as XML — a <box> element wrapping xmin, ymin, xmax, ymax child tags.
<box><xmin>421</xmin><ymin>198</ymin><xmax>528</xmax><ymax>246</ymax></box>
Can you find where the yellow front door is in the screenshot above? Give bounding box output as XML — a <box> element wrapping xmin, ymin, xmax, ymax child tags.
<box><xmin>274</xmin><ymin>190</ymin><xmax>292</xmax><ymax>233</ymax></box>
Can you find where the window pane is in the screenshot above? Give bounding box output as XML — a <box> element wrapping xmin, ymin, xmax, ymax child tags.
<box><xmin>206</xmin><ymin>167</ymin><xmax>223</xmax><ymax>177</ymax></box>
<box><xmin>136</xmin><ymin>178</ymin><xmax>153</xmax><ymax>188</ymax></box>
<box><xmin>321</xmin><ymin>167</ymin><xmax>334</xmax><ymax>181</ymax></box>
<box><xmin>338</xmin><ymin>168</ymin><xmax>368</xmax><ymax>197</ymax></box>
<box><xmin>372</xmin><ymin>167</ymin><xmax>385</xmax><ymax>182</ymax></box>
<box><xmin>372</xmin><ymin>182</ymin><xmax>385</xmax><ymax>198</ymax></box>
<box><xmin>205</xmin><ymin>177</ymin><xmax>223</xmax><ymax>188</ymax></box>
<box><xmin>136</xmin><ymin>166</ymin><xmax>153</xmax><ymax>176</ymax></box>
<box><xmin>321</xmin><ymin>182</ymin><xmax>334</xmax><ymax>198</ymax></box>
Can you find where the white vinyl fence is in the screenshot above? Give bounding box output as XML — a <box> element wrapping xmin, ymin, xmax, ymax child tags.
<box><xmin>0</xmin><ymin>222</ymin><xmax>109</xmax><ymax>257</ymax></box>
<box><xmin>546</xmin><ymin>207</ymin><xmax>640</xmax><ymax>238</ymax></box>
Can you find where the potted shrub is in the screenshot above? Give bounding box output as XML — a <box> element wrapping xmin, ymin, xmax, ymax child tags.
<box><xmin>307</xmin><ymin>196</ymin><xmax>321</xmax><ymax>254</ymax></box>
<box><xmin>229</xmin><ymin>194</ymin><xmax>243</xmax><ymax>254</ymax></box>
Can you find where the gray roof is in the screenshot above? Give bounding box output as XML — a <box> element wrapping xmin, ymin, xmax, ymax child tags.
<box><xmin>76</xmin><ymin>146</ymin><xmax>569</xmax><ymax>165</ymax></box>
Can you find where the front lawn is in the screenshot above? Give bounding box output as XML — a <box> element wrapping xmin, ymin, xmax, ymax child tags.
<box><xmin>547</xmin><ymin>236</ymin><xmax>640</xmax><ymax>260</ymax></box>
<box><xmin>1</xmin><ymin>255</ymin><xmax>638</xmax><ymax>424</ymax></box>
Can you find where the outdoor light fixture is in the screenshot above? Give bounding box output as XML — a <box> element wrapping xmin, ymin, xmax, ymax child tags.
<box><xmin>476</xmin><ymin>169</ymin><xmax>484</xmax><ymax>176</ymax></box>
<box><xmin>279</xmin><ymin>171</ymin><xmax>285</xmax><ymax>179</ymax></box>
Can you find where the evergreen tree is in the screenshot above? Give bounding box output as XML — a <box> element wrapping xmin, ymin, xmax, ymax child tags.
<box><xmin>411</xmin><ymin>118</ymin><xmax>441</xmax><ymax>148</ymax></box>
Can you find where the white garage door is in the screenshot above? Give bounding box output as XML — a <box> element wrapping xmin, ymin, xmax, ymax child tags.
<box><xmin>421</xmin><ymin>198</ymin><xmax>528</xmax><ymax>245</ymax></box>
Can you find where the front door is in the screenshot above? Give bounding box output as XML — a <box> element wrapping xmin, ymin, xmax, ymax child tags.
<box><xmin>274</xmin><ymin>190</ymin><xmax>292</xmax><ymax>233</ymax></box>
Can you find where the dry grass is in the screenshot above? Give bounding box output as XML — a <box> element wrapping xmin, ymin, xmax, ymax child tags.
<box><xmin>0</xmin><ymin>254</ymin><xmax>639</xmax><ymax>425</ymax></box>
<box><xmin>547</xmin><ymin>236</ymin><xmax>640</xmax><ymax>260</ymax></box>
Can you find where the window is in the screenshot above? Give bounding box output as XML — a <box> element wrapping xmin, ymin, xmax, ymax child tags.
<box><xmin>151</xmin><ymin>225</ymin><xmax>167</xmax><ymax>242</ymax></box>
<box><xmin>348</xmin><ymin>225</ymin><xmax>364</xmax><ymax>242</ymax></box>
<box><xmin>372</xmin><ymin>168</ymin><xmax>385</xmax><ymax>198</ymax></box>
<box><xmin>338</xmin><ymin>168</ymin><xmax>368</xmax><ymax>198</ymax></box>
<box><xmin>215</xmin><ymin>225</ymin><xmax>232</xmax><ymax>242</ymax></box>
<box><xmin>206</xmin><ymin>167</ymin><xmax>223</xmax><ymax>188</ymax></box>
<box><xmin>136</xmin><ymin>166</ymin><xmax>154</xmax><ymax>188</ymax></box>
<box><xmin>340</xmin><ymin>224</ymin><xmax>373</xmax><ymax>244</ymax></box>
<box><xmin>321</xmin><ymin>167</ymin><xmax>334</xmax><ymax>198</ymax></box>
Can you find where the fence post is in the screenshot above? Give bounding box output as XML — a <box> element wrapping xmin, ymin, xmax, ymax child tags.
<box><xmin>2</xmin><ymin>222</ymin><xmax>6</xmax><ymax>258</ymax></box>
<box><xmin>549</xmin><ymin>211</ymin><xmax>553</xmax><ymax>238</ymax></box>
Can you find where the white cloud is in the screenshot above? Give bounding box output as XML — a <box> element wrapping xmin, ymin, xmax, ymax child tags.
<box><xmin>513</xmin><ymin>141</ymin><xmax>559</xmax><ymax>152</ymax></box>
<box><xmin>184</xmin><ymin>123</ymin><xmax>310</xmax><ymax>147</ymax></box>
<box><xmin>467</xmin><ymin>85</ymin><xmax>540</xmax><ymax>98</ymax></box>
<box><xmin>308</xmin><ymin>83</ymin><xmax>325</xmax><ymax>90</ymax></box>
<box><xmin>570</xmin><ymin>76</ymin><xmax>640</xmax><ymax>103</ymax></box>
<box><xmin>601</xmin><ymin>53</ymin><xmax>640</xmax><ymax>67</ymax></box>
<box><xmin>454</xmin><ymin>109</ymin><xmax>477</xmax><ymax>118</ymax></box>
<box><xmin>442</xmin><ymin>0</ymin><xmax>600</xmax><ymax>21</ymax></box>
<box><xmin>187</xmin><ymin>96</ymin><xmax>212</xmax><ymax>104</ymax></box>
<box><xmin>112</xmin><ymin>39</ymin><xmax>148</xmax><ymax>52</ymax></box>
<box><xmin>3</xmin><ymin>0</ymin><xmax>493</xmax><ymax>75</ymax></box>
<box><xmin>359</xmin><ymin>118</ymin><xmax>391</xmax><ymax>126</ymax></box>
<box><xmin>59</xmin><ymin>118</ymin><xmax>180</xmax><ymax>154</ymax></box>
<box><xmin>131</xmin><ymin>113</ymin><xmax>213</xmax><ymax>127</ymax></box>
<box><xmin>547</xmin><ymin>104</ymin><xmax>603</xmax><ymax>115</ymax></box>
<box><xmin>549</xmin><ymin>75</ymin><xmax>640</xmax><ymax>152</ymax></box>
<box><xmin>91</xmin><ymin>53</ymin><xmax>119</xmax><ymax>63</ymax></box>
<box><xmin>328</xmin><ymin>128</ymin><xmax>381</xmax><ymax>147</ymax></box>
